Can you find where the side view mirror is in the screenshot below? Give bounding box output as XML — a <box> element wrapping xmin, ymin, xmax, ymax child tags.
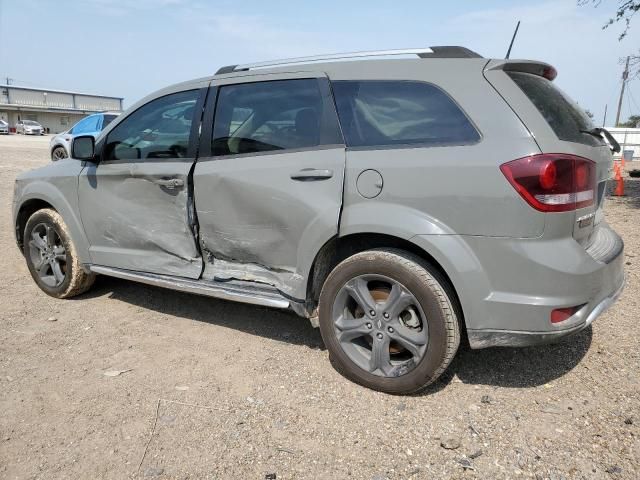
<box><xmin>72</xmin><ymin>135</ymin><xmax>96</xmax><ymax>161</ymax></box>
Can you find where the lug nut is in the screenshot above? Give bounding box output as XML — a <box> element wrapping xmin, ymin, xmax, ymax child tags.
<box><xmin>383</xmin><ymin>312</ymin><xmax>389</xmax><ymax>319</ymax></box>
<box><xmin>369</xmin><ymin>310</ymin><xmax>376</xmax><ymax>316</ymax></box>
<box><xmin>388</xmin><ymin>327</ymin><xmax>394</xmax><ymax>333</ymax></box>
<box><xmin>376</xmin><ymin>333</ymin><xmax>383</xmax><ymax>339</ymax></box>
<box><xmin>366</xmin><ymin>322</ymin><xmax>372</xmax><ymax>329</ymax></box>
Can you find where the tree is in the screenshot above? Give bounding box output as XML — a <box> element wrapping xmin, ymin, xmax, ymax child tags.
<box><xmin>580</xmin><ymin>1</ymin><xmax>640</xmax><ymax>77</ymax></box>
<box><xmin>619</xmin><ymin>114</ymin><xmax>640</xmax><ymax>127</ymax></box>
<box><xmin>579</xmin><ymin>1</ymin><xmax>640</xmax><ymax>39</ymax></box>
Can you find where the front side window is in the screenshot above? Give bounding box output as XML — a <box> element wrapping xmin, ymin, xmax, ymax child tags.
<box><xmin>212</xmin><ymin>79</ymin><xmax>341</xmax><ymax>156</ymax></box>
<box><xmin>104</xmin><ymin>90</ymin><xmax>198</xmax><ymax>161</ymax></box>
<box><xmin>332</xmin><ymin>80</ymin><xmax>480</xmax><ymax>148</ymax></box>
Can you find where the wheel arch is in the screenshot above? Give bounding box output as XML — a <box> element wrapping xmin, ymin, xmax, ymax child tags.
<box><xmin>15</xmin><ymin>198</ymin><xmax>56</xmax><ymax>250</ymax></box>
<box><xmin>306</xmin><ymin>232</ymin><xmax>465</xmax><ymax>323</ymax></box>
<box><xmin>14</xmin><ymin>185</ymin><xmax>91</xmax><ymax>265</ymax></box>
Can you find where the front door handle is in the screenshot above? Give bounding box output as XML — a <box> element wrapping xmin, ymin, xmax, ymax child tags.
<box><xmin>154</xmin><ymin>178</ymin><xmax>184</xmax><ymax>189</ymax></box>
<box><xmin>290</xmin><ymin>168</ymin><xmax>334</xmax><ymax>181</ymax></box>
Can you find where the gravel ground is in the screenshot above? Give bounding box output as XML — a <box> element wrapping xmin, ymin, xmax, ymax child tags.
<box><xmin>0</xmin><ymin>134</ymin><xmax>638</xmax><ymax>479</ymax></box>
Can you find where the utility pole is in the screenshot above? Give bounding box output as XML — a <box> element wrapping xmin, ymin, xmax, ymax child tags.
<box><xmin>602</xmin><ymin>104</ymin><xmax>607</xmax><ymax>127</ymax></box>
<box><xmin>5</xmin><ymin>76</ymin><xmax>12</xmax><ymax>85</ymax></box>
<box><xmin>615</xmin><ymin>56</ymin><xmax>630</xmax><ymax>127</ymax></box>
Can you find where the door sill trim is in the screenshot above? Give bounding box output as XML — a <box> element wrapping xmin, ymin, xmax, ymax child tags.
<box><xmin>89</xmin><ymin>265</ymin><xmax>290</xmax><ymax>309</ymax></box>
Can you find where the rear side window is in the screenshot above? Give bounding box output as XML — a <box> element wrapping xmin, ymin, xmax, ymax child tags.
<box><xmin>331</xmin><ymin>80</ymin><xmax>480</xmax><ymax>148</ymax></box>
<box><xmin>507</xmin><ymin>72</ymin><xmax>603</xmax><ymax>147</ymax></box>
<box><xmin>212</xmin><ymin>79</ymin><xmax>342</xmax><ymax>156</ymax></box>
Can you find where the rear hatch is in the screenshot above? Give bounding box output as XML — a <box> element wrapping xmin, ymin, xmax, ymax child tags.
<box><xmin>484</xmin><ymin>60</ymin><xmax>613</xmax><ymax>247</ymax></box>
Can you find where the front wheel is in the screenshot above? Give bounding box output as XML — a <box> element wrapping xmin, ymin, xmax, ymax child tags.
<box><xmin>23</xmin><ymin>208</ymin><xmax>95</xmax><ymax>298</ymax></box>
<box><xmin>51</xmin><ymin>146</ymin><xmax>68</xmax><ymax>161</ymax></box>
<box><xmin>318</xmin><ymin>248</ymin><xmax>460</xmax><ymax>394</ymax></box>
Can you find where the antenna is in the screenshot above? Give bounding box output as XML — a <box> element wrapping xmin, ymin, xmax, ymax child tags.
<box><xmin>505</xmin><ymin>21</ymin><xmax>521</xmax><ymax>59</ymax></box>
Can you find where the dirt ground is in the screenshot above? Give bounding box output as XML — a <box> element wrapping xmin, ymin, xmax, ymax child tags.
<box><xmin>0</xmin><ymin>134</ymin><xmax>638</xmax><ymax>480</ymax></box>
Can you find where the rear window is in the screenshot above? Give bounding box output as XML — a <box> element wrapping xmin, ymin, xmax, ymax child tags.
<box><xmin>507</xmin><ymin>72</ymin><xmax>603</xmax><ymax>147</ymax></box>
<box><xmin>331</xmin><ymin>80</ymin><xmax>480</xmax><ymax>148</ymax></box>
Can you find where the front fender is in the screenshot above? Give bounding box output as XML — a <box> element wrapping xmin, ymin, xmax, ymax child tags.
<box><xmin>13</xmin><ymin>162</ymin><xmax>91</xmax><ymax>265</ymax></box>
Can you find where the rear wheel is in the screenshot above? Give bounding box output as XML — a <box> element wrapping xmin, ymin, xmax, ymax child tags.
<box><xmin>23</xmin><ymin>208</ymin><xmax>95</xmax><ymax>298</ymax></box>
<box><xmin>318</xmin><ymin>248</ymin><xmax>460</xmax><ymax>394</ymax></box>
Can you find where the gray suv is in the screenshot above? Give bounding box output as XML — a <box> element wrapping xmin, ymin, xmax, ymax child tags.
<box><xmin>12</xmin><ymin>47</ymin><xmax>625</xmax><ymax>394</ymax></box>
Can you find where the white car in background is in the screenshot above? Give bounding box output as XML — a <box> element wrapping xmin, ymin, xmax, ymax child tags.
<box><xmin>0</xmin><ymin>120</ymin><xmax>8</xmax><ymax>134</ymax></box>
<box><xmin>16</xmin><ymin>120</ymin><xmax>44</xmax><ymax>135</ymax></box>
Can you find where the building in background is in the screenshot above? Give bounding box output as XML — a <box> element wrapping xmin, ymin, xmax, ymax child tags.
<box><xmin>0</xmin><ymin>84</ymin><xmax>123</xmax><ymax>134</ymax></box>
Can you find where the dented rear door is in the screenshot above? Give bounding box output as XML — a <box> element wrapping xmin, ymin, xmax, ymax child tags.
<box><xmin>78</xmin><ymin>87</ymin><xmax>207</xmax><ymax>278</ymax></box>
<box><xmin>193</xmin><ymin>72</ymin><xmax>345</xmax><ymax>298</ymax></box>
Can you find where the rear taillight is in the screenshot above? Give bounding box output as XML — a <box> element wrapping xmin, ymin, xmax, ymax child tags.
<box><xmin>542</xmin><ymin>66</ymin><xmax>557</xmax><ymax>81</ymax></box>
<box><xmin>500</xmin><ymin>154</ymin><xmax>596</xmax><ymax>212</ymax></box>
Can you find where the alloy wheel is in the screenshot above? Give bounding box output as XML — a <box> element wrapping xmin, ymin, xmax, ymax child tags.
<box><xmin>28</xmin><ymin>223</ymin><xmax>67</xmax><ymax>288</ymax></box>
<box><xmin>52</xmin><ymin>147</ymin><xmax>67</xmax><ymax>161</ymax></box>
<box><xmin>331</xmin><ymin>274</ymin><xmax>428</xmax><ymax>377</ymax></box>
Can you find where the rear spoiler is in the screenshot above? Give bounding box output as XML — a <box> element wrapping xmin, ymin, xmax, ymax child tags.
<box><xmin>485</xmin><ymin>60</ymin><xmax>557</xmax><ymax>81</ymax></box>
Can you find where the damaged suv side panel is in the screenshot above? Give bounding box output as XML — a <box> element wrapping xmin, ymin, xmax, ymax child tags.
<box><xmin>193</xmin><ymin>72</ymin><xmax>345</xmax><ymax>298</ymax></box>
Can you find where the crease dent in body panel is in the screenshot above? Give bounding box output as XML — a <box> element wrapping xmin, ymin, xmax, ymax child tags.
<box><xmin>201</xmin><ymin>254</ymin><xmax>304</xmax><ymax>297</ymax></box>
<box><xmin>95</xmin><ymin>180</ymin><xmax>200</xmax><ymax>273</ymax></box>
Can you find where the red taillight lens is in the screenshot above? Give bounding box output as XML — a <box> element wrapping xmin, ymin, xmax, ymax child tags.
<box><xmin>551</xmin><ymin>304</ymin><xmax>584</xmax><ymax>323</ymax></box>
<box><xmin>500</xmin><ymin>154</ymin><xmax>596</xmax><ymax>212</ymax></box>
<box><xmin>542</xmin><ymin>66</ymin><xmax>557</xmax><ymax>81</ymax></box>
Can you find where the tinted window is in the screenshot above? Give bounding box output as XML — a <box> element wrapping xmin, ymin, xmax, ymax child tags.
<box><xmin>332</xmin><ymin>81</ymin><xmax>480</xmax><ymax>148</ymax></box>
<box><xmin>72</xmin><ymin>115</ymin><xmax>100</xmax><ymax>135</ymax></box>
<box><xmin>23</xmin><ymin>120</ymin><xmax>40</xmax><ymax>126</ymax></box>
<box><xmin>102</xmin><ymin>114</ymin><xmax>117</xmax><ymax>130</ymax></box>
<box><xmin>507</xmin><ymin>72</ymin><xmax>603</xmax><ymax>147</ymax></box>
<box><xmin>212</xmin><ymin>79</ymin><xmax>341</xmax><ymax>156</ymax></box>
<box><xmin>105</xmin><ymin>90</ymin><xmax>198</xmax><ymax>160</ymax></box>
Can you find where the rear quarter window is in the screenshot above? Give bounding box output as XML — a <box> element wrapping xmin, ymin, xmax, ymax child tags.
<box><xmin>507</xmin><ymin>72</ymin><xmax>603</xmax><ymax>147</ymax></box>
<box><xmin>331</xmin><ymin>80</ymin><xmax>480</xmax><ymax>148</ymax></box>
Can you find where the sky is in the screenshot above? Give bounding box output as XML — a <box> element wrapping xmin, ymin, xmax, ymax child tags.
<box><xmin>1</xmin><ymin>0</ymin><xmax>639</xmax><ymax>126</ymax></box>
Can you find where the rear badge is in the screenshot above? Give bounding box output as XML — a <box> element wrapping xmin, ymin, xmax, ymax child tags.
<box><xmin>577</xmin><ymin>212</ymin><xmax>595</xmax><ymax>228</ymax></box>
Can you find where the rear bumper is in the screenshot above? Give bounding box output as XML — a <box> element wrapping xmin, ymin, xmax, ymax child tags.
<box><xmin>467</xmin><ymin>273</ymin><xmax>625</xmax><ymax>348</ymax></box>
<box><xmin>412</xmin><ymin>223</ymin><xmax>625</xmax><ymax>349</ymax></box>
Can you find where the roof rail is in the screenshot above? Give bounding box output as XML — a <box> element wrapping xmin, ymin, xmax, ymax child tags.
<box><xmin>215</xmin><ymin>46</ymin><xmax>482</xmax><ymax>75</ymax></box>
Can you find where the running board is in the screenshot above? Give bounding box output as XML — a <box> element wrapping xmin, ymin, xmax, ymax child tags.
<box><xmin>89</xmin><ymin>266</ymin><xmax>290</xmax><ymax>309</ymax></box>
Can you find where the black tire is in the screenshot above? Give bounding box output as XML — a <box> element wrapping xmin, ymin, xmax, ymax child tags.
<box><xmin>51</xmin><ymin>146</ymin><xmax>68</xmax><ymax>161</ymax></box>
<box><xmin>318</xmin><ymin>248</ymin><xmax>460</xmax><ymax>394</ymax></box>
<box><xmin>23</xmin><ymin>208</ymin><xmax>95</xmax><ymax>298</ymax></box>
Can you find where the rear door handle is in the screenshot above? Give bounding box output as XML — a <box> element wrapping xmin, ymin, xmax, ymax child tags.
<box><xmin>154</xmin><ymin>178</ymin><xmax>184</xmax><ymax>189</ymax></box>
<box><xmin>290</xmin><ymin>168</ymin><xmax>334</xmax><ymax>181</ymax></box>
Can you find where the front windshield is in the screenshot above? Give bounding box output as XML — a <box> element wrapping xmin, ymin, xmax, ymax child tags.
<box><xmin>23</xmin><ymin>120</ymin><xmax>40</xmax><ymax>126</ymax></box>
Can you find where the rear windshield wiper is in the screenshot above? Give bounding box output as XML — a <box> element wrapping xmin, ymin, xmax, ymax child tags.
<box><xmin>580</xmin><ymin>127</ymin><xmax>621</xmax><ymax>153</ymax></box>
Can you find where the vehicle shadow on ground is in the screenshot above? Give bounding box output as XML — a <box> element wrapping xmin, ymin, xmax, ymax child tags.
<box><xmin>446</xmin><ymin>326</ymin><xmax>592</xmax><ymax>388</ymax></box>
<box><xmin>85</xmin><ymin>275</ymin><xmax>326</xmax><ymax>349</ymax></box>
<box><xmin>83</xmin><ymin>276</ymin><xmax>593</xmax><ymax>392</ymax></box>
